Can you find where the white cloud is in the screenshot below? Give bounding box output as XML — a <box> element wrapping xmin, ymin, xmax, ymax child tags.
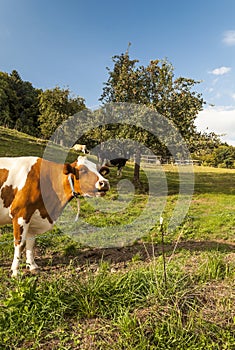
<box><xmin>212</xmin><ymin>78</ymin><xmax>219</xmax><ymax>85</ymax></box>
<box><xmin>210</xmin><ymin>66</ymin><xmax>231</xmax><ymax>75</ymax></box>
<box><xmin>195</xmin><ymin>107</ymin><xmax>235</xmax><ymax>145</ymax></box>
<box><xmin>223</xmin><ymin>30</ymin><xmax>235</xmax><ymax>46</ymax></box>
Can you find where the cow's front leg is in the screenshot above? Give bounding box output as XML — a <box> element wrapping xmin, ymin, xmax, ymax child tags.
<box><xmin>11</xmin><ymin>244</ymin><xmax>25</xmax><ymax>277</ymax></box>
<box><xmin>11</xmin><ymin>217</ymin><xmax>27</xmax><ymax>277</ymax></box>
<box><xmin>117</xmin><ymin>167</ymin><xmax>123</xmax><ymax>177</ymax></box>
<box><xmin>26</xmin><ymin>233</ymin><xmax>39</xmax><ymax>272</ymax></box>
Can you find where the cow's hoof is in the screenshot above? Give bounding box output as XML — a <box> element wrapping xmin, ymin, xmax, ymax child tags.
<box><xmin>11</xmin><ymin>270</ymin><xmax>18</xmax><ymax>278</ymax></box>
<box><xmin>29</xmin><ymin>267</ymin><xmax>40</xmax><ymax>275</ymax></box>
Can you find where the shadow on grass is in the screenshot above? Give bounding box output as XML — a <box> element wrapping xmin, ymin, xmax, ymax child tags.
<box><xmin>33</xmin><ymin>239</ymin><xmax>235</xmax><ymax>272</ymax></box>
<box><xmin>1</xmin><ymin>239</ymin><xmax>234</xmax><ymax>276</ymax></box>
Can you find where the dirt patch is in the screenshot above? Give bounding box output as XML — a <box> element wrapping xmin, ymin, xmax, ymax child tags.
<box><xmin>36</xmin><ymin>239</ymin><xmax>235</xmax><ymax>274</ymax></box>
<box><xmin>2</xmin><ymin>239</ymin><xmax>235</xmax><ymax>276</ymax></box>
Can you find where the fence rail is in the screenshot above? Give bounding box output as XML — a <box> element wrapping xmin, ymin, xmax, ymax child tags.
<box><xmin>141</xmin><ymin>155</ymin><xmax>162</xmax><ymax>165</ymax></box>
<box><xmin>130</xmin><ymin>155</ymin><xmax>201</xmax><ymax>166</ymax></box>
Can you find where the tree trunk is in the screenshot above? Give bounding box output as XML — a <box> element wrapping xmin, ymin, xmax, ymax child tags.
<box><xmin>133</xmin><ymin>151</ymin><xmax>141</xmax><ymax>185</ymax></box>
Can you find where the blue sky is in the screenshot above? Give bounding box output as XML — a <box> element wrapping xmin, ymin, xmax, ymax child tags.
<box><xmin>1</xmin><ymin>0</ymin><xmax>235</xmax><ymax>144</ymax></box>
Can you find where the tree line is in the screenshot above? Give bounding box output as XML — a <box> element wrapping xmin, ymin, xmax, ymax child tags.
<box><xmin>0</xmin><ymin>70</ymin><xmax>85</xmax><ymax>138</ymax></box>
<box><xmin>0</xmin><ymin>50</ymin><xmax>234</xmax><ymax>169</ymax></box>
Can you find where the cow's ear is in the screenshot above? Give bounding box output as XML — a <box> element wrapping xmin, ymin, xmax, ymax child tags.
<box><xmin>99</xmin><ymin>166</ymin><xmax>110</xmax><ymax>176</ymax></box>
<box><xmin>64</xmin><ymin>164</ymin><xmax>80</xmax><ymax>179</ymax></box>
<box><xmin>63</xmin><ymin>163</ymin><xmax>74</xmax><ymax>175</ymax></box>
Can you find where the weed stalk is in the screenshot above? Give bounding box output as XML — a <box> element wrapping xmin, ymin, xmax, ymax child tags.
<box><xmin>160</xmin><ymin>217</ymin><xmax>167</xmax><ymax>289</ymax></box>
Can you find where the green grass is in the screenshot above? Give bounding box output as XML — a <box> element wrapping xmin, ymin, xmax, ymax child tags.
<box><xmin>1</xmin><ymin>254</ymin><xmax>235</xmax><ymax>349</ymax></box>
<box><xmin>0</xmin><ymin>127</ymin><xmax>235</xmax><ymax>349</ymax></box>
<box><xmin>0</xmin><ymin>126</ymin><xmax>46</xmax><ymax>158</ymax></box>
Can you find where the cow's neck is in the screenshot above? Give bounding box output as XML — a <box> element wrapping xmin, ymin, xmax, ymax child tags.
<box><xmin>40</xmin><ymin>160</ymin><xmax>75</xmax><ymax>221</ymax></box>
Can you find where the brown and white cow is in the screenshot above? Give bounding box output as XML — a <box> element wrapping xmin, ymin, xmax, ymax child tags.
<box><xmin>0</xmin><ymin>156</ymin><xmax>109</xmax><ymax>276</ymax></box>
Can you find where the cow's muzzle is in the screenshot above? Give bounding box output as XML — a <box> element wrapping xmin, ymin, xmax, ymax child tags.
<box><xmin>96</xmin><ymin>180</ymin><xmax>110</xmax><ymax>196</ymax></box>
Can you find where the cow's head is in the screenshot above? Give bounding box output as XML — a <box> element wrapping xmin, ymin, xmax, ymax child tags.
<box><xmin>64</xmin><ymin>156</ymin><xmax>110</xmax><ymax>197</ymax></box>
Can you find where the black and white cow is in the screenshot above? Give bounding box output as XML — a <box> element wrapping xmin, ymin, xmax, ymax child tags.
<box><xmin>103</xmin><ymin>158</ymin><xmax>129</xmax><ymax>177</ymax></box>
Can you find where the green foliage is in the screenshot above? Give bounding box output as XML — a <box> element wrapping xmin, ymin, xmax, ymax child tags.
<box><xmin>0</xmin><ymin>70</ymin><xmax>41</xmax><ymax>136</ymax></box>
<box><xmin>198</xmin><ymin>144</ymin><xmax>235</xmax><ymax>168</ymax></box>
<box><xmin>0</xmin><ymin>70</ymin><xmax>87</xmax><ymax>140</ymax></box>
<box><xmin>0</xmin><ymin>64</ymin><xmax>223</xmax><ymax>164</ymax></box>
<box><xmin>214</xmin><ymin>145</ymin><xmax>235</xmax><ymax>168</ymax></box>
<box><xmin>98</xmin><ymin>49</ymin><xmax>206</xmax><ymax>181</ymax></box>
<box><xmin>38</xmin><ymin>86</ymin><xmax>86</xmax><ymax>139</ymax></box>
<box><xmin>191</xmin><ymin>131</ymin><xmax>222</xmax><ymax>155</ymax></box>
<box><xmin>100</xmin><ymin>50</ymin><xmax>205</xmax><ymax>146</ymax></box>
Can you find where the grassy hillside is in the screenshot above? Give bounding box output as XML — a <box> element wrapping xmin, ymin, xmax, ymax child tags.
<box><xmin>0</xmin><ymin>127</ymin><xmax>235</xmax><ymax>349</ymax></box>
<box><xmin>0</xmin><ymin>126</ymin><xmax>79</xmax><ymax>163</ymax></box>
<box><xmin>0</xmin><ymin>126</ymin><xmax>45</xmax><ymax>157</ymax></box>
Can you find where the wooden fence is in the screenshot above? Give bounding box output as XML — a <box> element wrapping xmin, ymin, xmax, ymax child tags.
<box><xmin>130</xmin><ymin>155</ymin><xmax>201</xmax><ymax>166</ymax></box>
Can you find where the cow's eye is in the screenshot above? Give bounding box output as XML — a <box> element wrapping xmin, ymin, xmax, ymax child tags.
<box><xmin>99</xmin><ymin>166</ymin><xmax>110</xmax><ymax>176</ymax></box>
<box><xmin>79</xmin><ymin>166</ymin><xmax>88</xmax><ymax>175</ymax></box>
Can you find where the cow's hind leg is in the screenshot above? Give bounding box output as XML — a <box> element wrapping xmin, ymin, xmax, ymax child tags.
<box><xmin>26</xmin><ymin>232</ymin><xmax>39</xmax><ymax>273</ymax></box>
<box><xmin>11</xmin><ymin>217</ymin><xmax>28</xmax><ymax>277</ymax></box>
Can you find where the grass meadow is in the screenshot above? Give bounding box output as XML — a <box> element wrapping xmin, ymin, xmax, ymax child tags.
<box><xmin>0</xmin><ymin>126</ymin><xmax>235</xmax><ymax>349</ymax></box>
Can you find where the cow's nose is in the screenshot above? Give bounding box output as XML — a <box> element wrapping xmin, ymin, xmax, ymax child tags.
<box><xmin>99</xmin><ymin>180</ymin><xmax>109</xmax><ymax>190</ymax></box>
